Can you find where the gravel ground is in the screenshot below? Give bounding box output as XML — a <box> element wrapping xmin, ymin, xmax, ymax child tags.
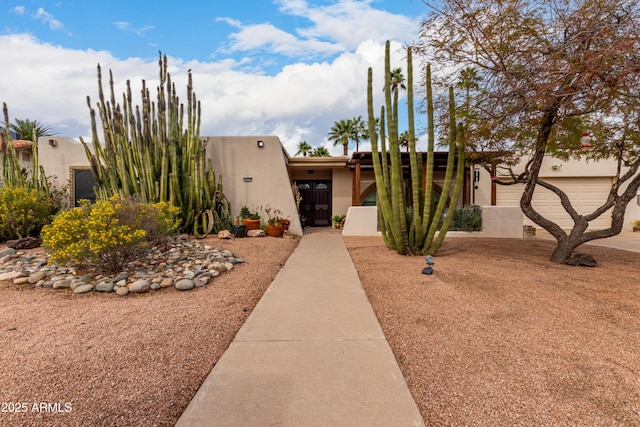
<box><xmin>344</xmin><ymin>236</ymin><xmax>640</xmax><ymax>426</ymax></box>
<box><xmin>0</xmin><ymin>235</ymin><xmax>298</xmax><ymax>427</ymax></box>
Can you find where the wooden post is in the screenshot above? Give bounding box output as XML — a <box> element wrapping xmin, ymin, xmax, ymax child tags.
<box><xmin>491</xmin><ymin>164</ymin><xmax>497</xmax><ymax>206</ymax></box>
<box><xmin>353</xmin><ymin>161</ymin><xmax>361</xmax><ymax>206</ymax></box>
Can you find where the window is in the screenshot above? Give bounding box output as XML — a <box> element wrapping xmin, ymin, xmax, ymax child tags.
<box><xmin>315</xmin><ymin>183</ymin><xmax>328</xmax><ymax>190</ymax></box>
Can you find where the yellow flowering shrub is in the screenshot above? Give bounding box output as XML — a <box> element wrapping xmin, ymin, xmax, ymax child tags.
<box><xmin>0</xmin><ymin>186</ymin><xmax>59</xmax><ymax>241</ymax></box>
<box><xmin>41</xmin><ymin>196</ymin><xmax>180</xmax><ymax>272</ymax></box>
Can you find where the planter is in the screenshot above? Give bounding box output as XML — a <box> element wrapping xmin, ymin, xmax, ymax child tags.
<box><xmin>266</xmin><ymin>224</ymin><xmax>283</xmax><ymax>237</ymax></box>
<box><xmin>243</xmin><ymin>219</ymin><xmax>261</xmax><ymax>231</ymax></box>
<box><xmin>231</xmin><ymin>225</ymin><xmax>247</xmax><ymax>238</ymax></box>
<box><xmin>523</xmin><ymin>225</ymin><xmax>536</xmax><ymax>239</ymax></box>
<box><xmin>281</xmin><ymin>219</ymin><xmax>290</xmax><ymax>231</ymax></box>
<box><xmin>633</xmin><ymin>226</ymin><xmax>640</xmax><ymax>232</ymax></box>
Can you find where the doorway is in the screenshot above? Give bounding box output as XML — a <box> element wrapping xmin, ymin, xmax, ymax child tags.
<box><xmin>297</xmin><ymin>180</ymin><xmax>331</xmax><ymax>226</ymax></box>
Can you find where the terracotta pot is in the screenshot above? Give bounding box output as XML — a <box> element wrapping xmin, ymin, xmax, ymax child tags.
<box><xmin>243</xmin><ymin>219</ymin><xmax>261</xmax><ymax>231</ymax></box>
<box><xmin>266</xmin><ymin>224</ymin><xmax>283</xmax><ymax>237</ymax></box>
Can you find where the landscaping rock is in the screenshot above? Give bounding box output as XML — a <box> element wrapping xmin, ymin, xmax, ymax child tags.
<box><xmin>115</xmin><ymin>286</ymin><xmax>129</xmax><ymax>296</ymax></box>
<box><xmin>150</xmin><ymin>283</ymin><xmax>161</xmax><ymax>290</ymax></box>
<box><xmin>218</xmin><ymin>230</ymin><xmax>232</xmax><ymax>239</ymax></box>
<box><xmin>13</xmin><ymin>277</ymin><xmax>29</xmax><ymax>285</ymax></box>
<box><xmin>53</xmin><ymin>279</ymin><xmax>71</xmax><ymax>289</ymax></box>
<box><xmin>6</xmin><ymin>237</ymin><xmax>40</xmax><ymax>250</ymax></box>
<box><xmin>96</xmin><ymin>282</ymin><xmax>115</xmax><ymax>292</ymax></box>
<box><xmin>247</xmin><ymin>229</ymin><xmax>265</xmax><ymax>237</ymax></box>
<box><xmin>0</xmin><ymin>248</ymin><xmax>17</xmax><ymax>258</ymax></box>
<box><xmin>160</xmin><ymin>278</ymin><xmax>174</xmax><ymax>288</ymax></box>
<box><xmin>565</xmin><ymin>253</ymin><xmax>598</xmax><ymax>267</ymax></box>
<box><xmin>74</xmin><ymin>284</ymin><xmax>94</xmax><ymax>294</ymax></box>
<box><xmin>129</xmin><ymin>280</ymin><xmax>150</xmax><ymax>293</ymax></box>
<box><xmin>28</xmin><ymin>271</ymin><xmax>47</xmax><ymax>284</ymax></box>
<box><xmin>0</xmin><ymin>271</ymin><xmax>25</xmax><ymax>281</ymax></box>
<box><xmin>175</xmin><ymin>279</ymin><xmax>194</xmax><ymax>291</ymax></box>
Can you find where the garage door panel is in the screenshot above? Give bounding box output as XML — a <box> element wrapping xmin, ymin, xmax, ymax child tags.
<box><xmin>496</xmin><ymin>178</ymin><xmax>612</xmax><ymax>230</ymax></box>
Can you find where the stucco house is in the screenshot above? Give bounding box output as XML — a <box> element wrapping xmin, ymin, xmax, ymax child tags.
<box><xmin>4</xmin><ymin>134</ymin><xmax>640</xmax><ymax>237</ymax></box>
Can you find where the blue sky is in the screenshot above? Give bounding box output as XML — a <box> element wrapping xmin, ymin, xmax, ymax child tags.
<box><xmin>1</xmin><ymin>0</ymin><xmax>429</xmax><ymax>155</ymax></box>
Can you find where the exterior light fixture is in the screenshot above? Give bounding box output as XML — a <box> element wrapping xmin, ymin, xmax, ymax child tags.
<box><xmin>243</xmin><ymin>177</ymin><xmax>253</xmax><ymax>183</ymax></box>
<box><xmin>257</xmin><ymin>140</ymin><xmax>264</xmax><ymax>148</ymax></box>
<box><xmin>552</xmin><ymin>164</ymin><xmax>562</xmax><ymax>170</ymax></box>
<box><xmin>422</xmin><ymin>255</ymin><xmax>434</xmax><ymax>275</ymax></box>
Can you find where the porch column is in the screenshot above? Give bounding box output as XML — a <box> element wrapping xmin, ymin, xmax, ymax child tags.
<box><xmin>352</xmin><ymin>161</ymin><xmax>361</xmax><ymax>206</ymax></box>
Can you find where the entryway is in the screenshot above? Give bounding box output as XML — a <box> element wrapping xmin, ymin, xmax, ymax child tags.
<box><xmin>297</xmin><ymin>180</ymin><xmax>331</xmax><ymax>226</ymax></box>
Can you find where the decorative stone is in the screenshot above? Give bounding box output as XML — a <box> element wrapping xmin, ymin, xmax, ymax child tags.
<box><xmin>0</xmin><ymin>248</ymin><xmax>17</xmax><ymax>258</ymax></box>
<box><xmin>6</xmin><ymin>237</ymin><xmax>40</xmax><ymax>249</ymax></box>
<box><xmin>247</xmin><ymin>229</ymin><xmax>265</xmax><ymax>237</ymax></box>
<box><xmin>53</xmin><ymin>279</ymin><xmax>72</xmax><ymax>289</ymax></box>
<box><xmin>28</xmin><ymin>271</ymin><xmax>47</xmax><ymax>284</ymax></box>
<box><xmin>116</xmin><ymin>279</ymin><xmax>127</xmax><ymax>287</ymax></box>
<box><xmin>218</xmin><ymin>230</ymin><xmax>233</xmax><ymax>239</ymax></box>
<box><xmin>96</xmin><ymin>282</ymin><xmax>115</xmax><ymax>292</ymax></box>
<box><xmin>0</xmin><ymin>271</ymin><xmax>25</xmax><ymax>281</ymax></box>
<box><xmin>13</xmin><ymin>277</ymin><xmax>29</xmax><ymax>285</ymax></box>
<box><xmin>194</xmin><ymin>277</ymin><xmax>208</xmax><ymax>288</ymax></box>
<box><xmin>129</xmin><ymin>279</ymin><xmax>150</xmax><ymax>293</ymax></box>
<box><xmin>73</xmin><ymin>284</ymin><xmax>94</xmax><ymax>294</ymax></box>
<box><xmin>150</xmin><ymin>283</ymin><xmax>161</xmax><ymax>290</ymax></box>
<box><xmin>115</xmin><ymin>286</ymin><xmax>129</xmax><ymax>296</ymax></box>
<box><xmin>283</xmin><ymin>230</ymin><xmax>296</xmax><ymax>239</ymax></box>
<box><xmin>160</xmin><ymin>278</ymin><xmax>174</xmax><ymax>288</ymax></box>
<box><xmin>565</xmin><ymin>253</ymin><xmax>598</xmax><ymax>267</ymax></box>
<box><xmin>224</xmin><ymin>262</ymin><xmax>234</xmax><ymax>271</ymax></box>
<box><xmin>175</xmin><ymin>279</ymin><xmax>194</xmax><ymax>291</ymax></box>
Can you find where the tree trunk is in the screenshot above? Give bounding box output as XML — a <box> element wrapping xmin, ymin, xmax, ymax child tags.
<box><xmin>550</xmin><ymin>238</ymin><xmax>579</xmax><ymax>263</ymax></box>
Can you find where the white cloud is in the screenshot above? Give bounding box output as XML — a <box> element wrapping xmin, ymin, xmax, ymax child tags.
<box><xmin>34</xmin><ymin>8</ymin><xmax>63</xmax><ymax>30</ymax></box>
<box><xmin>218</xmin><ymin>0</ymin><xmax>419</xmax><ymax>60</ymax></box>
<box><xmin>113</xmin><ymin>21</ymin><xmax>154</xmax><ymax>36</ymax></box>
<box><xmin>12</xmin><ymin>6</ymin><xmax>26</xmax><ymax>15</ymax></box>
<box><xmin>0</xmin><ymin>33</ymin><xmax>418</xmax><ymax>158</ymax></box>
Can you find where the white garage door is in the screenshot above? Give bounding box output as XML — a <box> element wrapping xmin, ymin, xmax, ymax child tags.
<box><xmin>496</xmin><ymin>177</ymin><xmax>613</xmax><ymax>230</ymax></box>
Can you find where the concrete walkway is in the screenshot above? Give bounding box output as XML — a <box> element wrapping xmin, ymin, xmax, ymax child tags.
<box><xmin>176</xmin><ymin>228</ymin><xmax>425</xmax><ymax>427</ymax></box>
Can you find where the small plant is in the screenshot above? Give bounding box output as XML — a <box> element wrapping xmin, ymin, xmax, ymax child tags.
<box><xmin>0</xmin><ymin>186</ymin><xmax>60</xmax><ymax>241</ymax></box>
<box><xmin>264</xmin><ymin>205</ymin><xmax>284</xmax><ymax>226</ymax></box>
<box><xmin>292</xmin><ymin>182</ymin><xmax>302</xmax><ymax>212</ymax></box>
<box><xmin>240</xmin><ymin>206</ymin><xmax>260</xmax><ymax>220</ymax></box>
<box><xmin>450</xmin><ymin>206</ymin><xmax>482</xmax><ymax>232</ymax></box>
<box><xmin>633</xmin><ymin>219</ymin><xmax>640</xmax><ymax>230</ymax></box>
<box><xmin>331</xmin><ymin>214</ymin><xmax>346</xmax><ymax>229</ymax></box>
<box><xmin>41</xmin><ymin>195</ymin><xmax>180</xmax><ymax>272</ymax></box>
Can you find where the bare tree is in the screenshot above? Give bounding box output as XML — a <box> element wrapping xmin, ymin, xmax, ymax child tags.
<box><xmin>416</xmin><ymin>0</ymin><xmax>640</xmax><ymax>263</ymax></box>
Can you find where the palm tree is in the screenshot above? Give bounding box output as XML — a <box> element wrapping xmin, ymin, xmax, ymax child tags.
<box><xmin>10</xmin><ymin>118</ymin><xmax>56</xmax><ymax>141</ymax></box>
<box><xmin>310</xmin><ymin>146</ymin><xmax>331</xmax><ymax>157</ymax></box>
<box><xmin>456</xmin><ymin>66</ymin><xmax>482</xmax><ymax>111</ymax></box>
<box><xmin>399</xmin><ymin>130</ymin><xmax>411</xmax><ymax>152</ymax></box>
<box><xmin>295</xmin><ymin>140</ymin><xmax>313</xmax><ymax>157</ymax></box>
<box><xmin>328</xmin><ymin>119</ymin><xmax>354</xmax><ymax>156</ymax></box>
<box><xmin>350</xmin><ymin>116</ymin><xmax>367</xmax><ymax>152</ymax></box>
<box><xmin>388</xmin><ymin>67</ymin><xmax>407</xmax><ymax>93</ymax></box>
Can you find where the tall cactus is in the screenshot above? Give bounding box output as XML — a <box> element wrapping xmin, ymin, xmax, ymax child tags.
<box><xmin>368</xmin><ymin>41</ymin><xmax>465</xmax><ymax>255</ymax></box>
<box><xmin>80</xmin><ymin>52</ymin><xmax>231</xmax><ymax>236</ymax></box>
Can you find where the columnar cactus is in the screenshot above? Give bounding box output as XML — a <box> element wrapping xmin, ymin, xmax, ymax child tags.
<box><xmin>367</xmin><ymin>41</ymin><xmax>465</xmax><ymax>255</ymax></box>
<box><xmin>80</xmin><ymin>52</ymin><xmax>231</xmax><ymax>236</ymax></box>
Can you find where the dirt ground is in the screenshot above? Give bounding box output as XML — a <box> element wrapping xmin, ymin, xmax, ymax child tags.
<box><xmin>2</xmin><ymin>233</ymin><xmax>639</xmax><ymax>426</ymax></box>
<box><xmin>345</xmin><ymin>236</ymin><xmax>640</xmax><ymax>426</ymax></box>
<box><xmin>0</xmin><ymin>235</ymin><xmax>298</xmax><ymax>427</ymax></box>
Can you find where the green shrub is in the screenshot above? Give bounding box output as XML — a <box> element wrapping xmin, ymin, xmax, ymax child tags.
<box><xmin>0</xmin><ymin>186</ymin><xmax>59</xmax><ymax>241</ymax></box>
<box><xmin>41</xmin><ymin>195</ymin><xmax>180</xmax><ymax>272</ymax></box>
<box><xmin>451</xmin><ymin>205</ymin><xmax>482</xmax><ymax>232</ymax></box>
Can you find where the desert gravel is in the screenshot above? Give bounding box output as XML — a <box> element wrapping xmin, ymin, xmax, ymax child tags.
<box><xmin>345</xmin><ymin>236</ymin><xmax>640</xmax><ymax>426</ymax></box>
<box><xmin>0</xmin><ymin>235</ymin><xmax>298</xmax><ymax>427</ymax></box>
<box><xmin>3</xmin><ymin>232</ymin><xmax>640</xmax><ymax>426</ymax></box>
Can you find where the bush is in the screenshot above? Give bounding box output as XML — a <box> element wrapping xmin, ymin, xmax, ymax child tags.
<box><xmin>451</xmin><ymin>205</ymin><xmax>482</xmax><ymax>231</ymax></box>
<box><xmin>41</xmin><ymin>196</ymin><xmax>180</xmax><ymax>272</ymax></box>
<box><xmin>0</xmin><ymin>186</ymin><xmax>59</xmax><ymax>241</ymax></box>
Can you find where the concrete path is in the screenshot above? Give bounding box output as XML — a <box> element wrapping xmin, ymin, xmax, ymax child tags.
<box><xmin>176</xmin><ymin>228</ymin><xmax>425</xmax><ymax>427</ymax></box>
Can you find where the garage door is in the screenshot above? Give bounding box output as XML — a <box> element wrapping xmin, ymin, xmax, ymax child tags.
<box><xmin>496</xmin><ymin>177</ymin><xmax>613</xmax><ymax>230</ymax></box>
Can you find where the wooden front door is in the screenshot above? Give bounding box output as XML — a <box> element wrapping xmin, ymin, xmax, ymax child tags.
<box><xmin>297</xmin><ymin>180</ymin><xmax>331</xmax><ymax>226</ymax></box>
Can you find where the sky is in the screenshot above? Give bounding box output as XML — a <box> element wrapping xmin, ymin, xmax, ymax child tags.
<box><xmin>1</xmin><ymin>0</ymin><xmax>430</xmax><ymax>156</ymax></box>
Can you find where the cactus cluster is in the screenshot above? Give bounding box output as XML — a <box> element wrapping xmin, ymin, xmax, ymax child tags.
<box><xmin>367</xmin><ymin>41</ymin><xmax>465</xmax><ymax>255</ymax></box>
<box><xmin>80</xmin><ymin>53</ymin><xmax>231</xmax><ymax>237</ymax></box>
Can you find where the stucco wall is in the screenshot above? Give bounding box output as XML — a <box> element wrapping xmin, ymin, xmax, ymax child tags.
<box><xmin>206</xmin><ymin>136</ymin><xmax>302</xmax><ymax>236</ymax></box>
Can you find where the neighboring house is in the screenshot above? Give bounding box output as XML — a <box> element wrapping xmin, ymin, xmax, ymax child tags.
<box><xmin>0</xmin><ymin>130</ymin><xmax>34</xmax><ymax>187</ymax></box>
<box><xmin>21</xmin><ymin>135</ymin><xmax>640</xmax><ymax>236</ymax></box>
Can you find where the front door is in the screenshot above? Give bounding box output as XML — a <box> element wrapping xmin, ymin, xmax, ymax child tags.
<box><xmin>297</xmin><ymin>180</ymin><xmax>331</xmax><ymax>226</ymax></box>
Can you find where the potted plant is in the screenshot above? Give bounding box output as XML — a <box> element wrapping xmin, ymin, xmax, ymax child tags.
<box><xmin>633</xmin><ymin>220</ymin><xmax>640</xmax><ymax>232</ymax></box>
<box><xmin>231</xmin><ymin>216</ymin><xmax>247</xmax><ymax>238</ymax></box>
<box><xmin>331</xmin><ymin>214</ymin><xmax>346</xmax><ymax>229</ymax></box>
<box><xmin>265</xmin><ymin>206</ymin><xmax>284</xmax><ymax>237</ymax></box>
<box><xmin>240</xmin><ymin>206</ymin><xmax>261</xmax><ymax>231</ymax></box>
